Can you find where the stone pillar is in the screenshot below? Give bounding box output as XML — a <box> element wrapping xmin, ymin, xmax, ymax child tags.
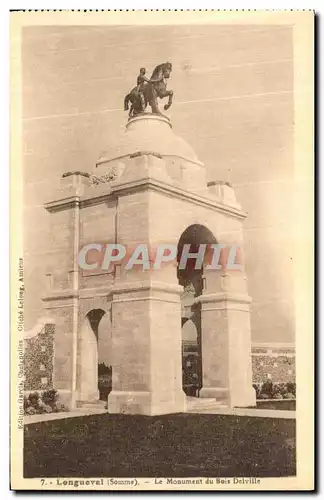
<box><xmin>198</xmin><ymin>268</ymin><xmax>256</xmax><ymax>407</ymax></box>
<box><xmin>43</xmin><ymin>172</ymin><xmax>88</xmax><ymax>409</ymax></box>
<box><xmin>78</xmin><ymin>316</ymin><xmax>99</xmax><ymax>401</ymax></box>
<box><xmin>42</xmin><ymin>295</ymin><xmax>78</xmax><ymax>409</ymax></box>
<box><xmin>107</xmin><ymin>151</ymin><xmax>186</xmax><ymax>415</ymax></box>
<box><xmin>108</xmin><ymin>280</ymin><xmax>186</xmax><ymax>415</ymax></box>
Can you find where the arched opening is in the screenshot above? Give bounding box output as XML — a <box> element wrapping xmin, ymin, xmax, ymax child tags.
<box><xmin>97</xmin><ymin>312</ymin><xmax>113</xmax><ymax>401</ymax></box>
<box><xmin>79</xmin><ymin>308</ymin><xmax>112</xmax><ymax>402</ymax></box>
<box><xmin>182</xmin><ymin>318</ymin><xmax>200</xmax><ymax>396</ymax></box>
<box><xmin>177</xmin><ymin>224</ymin><xmax>217</xmax><ymax>397</ymax></box>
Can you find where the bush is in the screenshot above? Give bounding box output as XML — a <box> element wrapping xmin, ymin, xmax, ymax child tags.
<box><xmin>286</xmin><ymin>383</ymin><xmax>296</xmax><ymax>396</ymax></box>
<box><xmin>24</xmin><ymin>389</ymin><xmax>68</xmax><ymax>415</ymax></box>
<box><xmin>53</xmin><ymin>402</ymin><xmax>68</xmax><ymax>413</ymax></box>
<box><xmin>255</xmin><ymin>381</ymin><xmax>296</xmax><ymax>401</ymax></box>
<box><xmin>25</xmin><ymin>406</ymin><xmax>36</xmax><ymax>415</ymax></box>
<box><xmin>253</xmin><ymin>384</ymin><xmax>261</xmax><ymax>399</ymax></box>
<box><xmin>37</xmin><ymin>401</ymin><xmax>46</xmax><ymax>413</ymax></box>
<box><xmin>28</xmin><ymin>392</ymin><xmax>40</xmax><ymax>408</ymax></box>
<box><xmin>42</xmin><ymin>389</ymin><xmax>58</xmax><ymax>408</ymax></box>
<box><xmin>283</xmin><ymin>392</ymin><xmax>295</xmax><ymax>399</ymax></box>
<box><xmin>260</xmin><ymin>381</ymin><xmax>274</xmax><ymax>398</ymax></box>
<box><xmin>275</xmin><ymin>383</ymin><xmax>287</xmax><ymax>397</ymax></box>
<box><xmin>42</xmin><ymin>404</ymin><xmax>53</xmax><ymax>414</ymax></box>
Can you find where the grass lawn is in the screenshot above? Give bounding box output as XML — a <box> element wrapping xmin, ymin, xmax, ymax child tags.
<box><xmin>24</xmin><ymin>413</ymin><xmax>295</xmax><ymax>478</ymax></box>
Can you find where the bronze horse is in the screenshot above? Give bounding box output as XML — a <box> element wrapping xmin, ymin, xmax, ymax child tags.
<box><xmin>124</xmin><ymin>62</ymin><xmax>173</xmax><ymax>117</ymax></box>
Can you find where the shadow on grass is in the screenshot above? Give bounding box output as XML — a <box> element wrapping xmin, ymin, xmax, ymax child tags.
<box><xmin>24</xmin><ymin>413</ymin><xmax>296</xmax><ymax>478</ymax></box>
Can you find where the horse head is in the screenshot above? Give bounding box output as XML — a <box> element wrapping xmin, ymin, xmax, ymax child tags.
<box><xmin>162</xmin><ymin>62</ymin><xmax>172</xmax><ymax>79</ymax></box>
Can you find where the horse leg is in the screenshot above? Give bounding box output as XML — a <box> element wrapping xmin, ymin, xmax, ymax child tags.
<box><xmin>129</xmin><ymin>103</ymin><xmax>134</xmax><ymax>118</ymax></box>
<box><xmin>139</xmin><ymin>93</ymin><xmax>146</xmax><ymax>112</ymax></box>
<box><xmin>151</xmin><ymin>98</ymin><xmax>159</xmax><ymax>114</ymax></box>
<box><xmin>146</xmin><ymin>86</ymin><xmax>160</xmax><ymax>114</ymax></box>
<box><xmin>163</xmin><ymin>90</ymin><xmax>173</xmax><ymax>110</ymax></box>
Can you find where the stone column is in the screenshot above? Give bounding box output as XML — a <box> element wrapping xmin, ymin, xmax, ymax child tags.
<box><xmin>198</xmin><ymin>268</ymin><xmax>256</xmax><ymax>407</ymax></box>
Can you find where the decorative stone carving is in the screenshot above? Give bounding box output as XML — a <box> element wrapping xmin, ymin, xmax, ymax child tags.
<box><xmin>62</xmin><ymin>171</ymin><xmax>90</xmax><ymax>179</ymax></box>
<box><xmin>62</xmin><ymin>168</ymin><xmax>118</xmax><ymax>187</ymax></box>
<box><xmin>89</xmin><ymin>167</ymin><xmax>118</xmax><ymax>185</ymax></box>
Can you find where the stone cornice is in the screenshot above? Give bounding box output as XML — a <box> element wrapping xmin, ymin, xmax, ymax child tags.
<box><xmin>196</xmin><ymin>292</ymin><xmax>252</xmax><ymax>304</ymax></box>
<box><xmin>111</xmin><ymin>178</ymin><xmax>247</xmax><ymax>219</ymax></box>
<box><xmin>96</xmin><ymin>151</ymin><xmax>204</xmax><ymax>168</ymax></box>
<box><xmin>42</xmin><ymin>282</ymin><xmax>182</xmax><ymax>302</ymax></box>
<box><xmin>43</xmin><ymin>286</ymin><xmax>115</xmax><ymax>302</ymax></box>
<box><xmin>44</xmin><ymin>193</ymin><xmax>115</xmax><ymax>211</ymax></box>
<box><xmin>42</xmin><ymin>290</ymin><xmax>80</xmax><ymax>302</ymax></box>
<box><xmin>80</xmin><ymin>192</ymin><xmax>115</xmax><ymax>209</ymax></box>
<box><xmin>112</xmin><ymin>280</ymin><xmax>183</xmax><ymax>295</ymax></box>
<box><xmin>44</xmin><ymin>178</ymin><xmax>245</xmax><ymax>219</ymax></box>
<box><xmin>44</xmin><ymin>196</ymin><xmax>80</xmax><ymax>213</ymax></box>
<box><xmin>79</xmin><ymin>287</ymin><xmax>113</xmax><ymax>299</ymax></box>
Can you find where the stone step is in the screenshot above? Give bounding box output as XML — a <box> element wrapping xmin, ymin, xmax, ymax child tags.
<box><xmin>187</xmin><ymin>397</ymin><xmax>215</xmax><ymax>407</ymax></box>
<box><xmin>78</xmin><ymin>398</ymin><xmax>227</xmax><ymax>413</ymax></box>
<box><xmin>186</xmin><ymin>397</ymin><xmax>227</xmax><ymax>412</ymax></box>
<box><xmin>77</xmin><ymin>400</ymin><xmax>107</xmax><ymax>409</ymax></box>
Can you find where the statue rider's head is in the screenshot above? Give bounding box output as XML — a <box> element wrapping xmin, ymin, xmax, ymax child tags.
<box><xmin>140</xmin><ymin>67</ymin><xmax>146</xmax><ymax>75</ymax></box>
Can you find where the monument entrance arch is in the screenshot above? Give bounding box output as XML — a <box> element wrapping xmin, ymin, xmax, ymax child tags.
<box><xmin>177</xmin><ymin>224</ymin><xmax>217</xmax><ymax>398</ymax></box>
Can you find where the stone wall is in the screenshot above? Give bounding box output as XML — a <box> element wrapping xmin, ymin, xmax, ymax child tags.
<box><xmin>24</xmin><ymin>323</ymin><xmax>55</xmax><ymax>391</ymax></box>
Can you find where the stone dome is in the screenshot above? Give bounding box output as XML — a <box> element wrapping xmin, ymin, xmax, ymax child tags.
<box><xmin>97</xmin><ymin>113</ymin><xmax>201</xmax><ymax>166</ymax></box>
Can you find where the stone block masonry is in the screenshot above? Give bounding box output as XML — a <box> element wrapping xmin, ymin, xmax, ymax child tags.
<box><xmin>24</xmin><ymin>323</ymin><xmax>55</xmax><ymax>392</ymax></box>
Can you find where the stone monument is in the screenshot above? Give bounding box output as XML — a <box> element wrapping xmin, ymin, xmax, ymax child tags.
<box><xmin>43</xmin><ymin>64</ymin><xmax>256</xmax><ymax>414</ymax></box>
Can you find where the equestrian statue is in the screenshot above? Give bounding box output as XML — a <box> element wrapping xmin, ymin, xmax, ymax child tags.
<box><xmin>124</xmin><ymin>62</ymin><xmax>173</xmax><ymax>118</ymax></box>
